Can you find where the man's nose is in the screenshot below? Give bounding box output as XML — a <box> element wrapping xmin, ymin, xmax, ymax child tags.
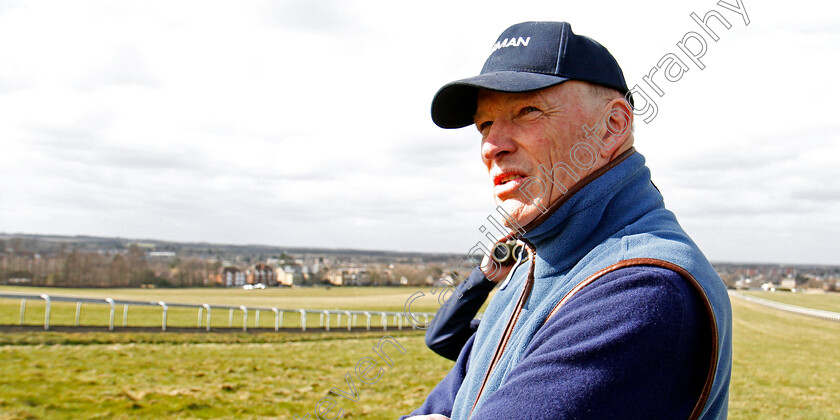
<box><xmin>481</xmin><ymin>121</ymin><xmax>518</xmax><ymax>162</ymax></box>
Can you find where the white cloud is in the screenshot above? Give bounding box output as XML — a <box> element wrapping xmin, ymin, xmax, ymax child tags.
<box><xmin>0</xmin><ymin>0</ymin><xmax>838</xmax><ymax>264</ymax></box>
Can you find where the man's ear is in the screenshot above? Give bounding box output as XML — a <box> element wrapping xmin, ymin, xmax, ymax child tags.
<box><xmin>598</xmin><ymin>98</ymin><xmax>634</xmax><ymax>159</ymax></box>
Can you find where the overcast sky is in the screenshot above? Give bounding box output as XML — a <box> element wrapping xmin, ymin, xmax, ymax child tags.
<box><xmin>1</xmin><ymin>0</ymin><xmax>838</xmax><ymax>265</ymax></box>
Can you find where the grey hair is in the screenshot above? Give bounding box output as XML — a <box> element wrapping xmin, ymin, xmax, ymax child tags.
<box><xmin>585</xmin><ymin>83</ymin><xmax>635</xmax><ymax>135</ymax></box>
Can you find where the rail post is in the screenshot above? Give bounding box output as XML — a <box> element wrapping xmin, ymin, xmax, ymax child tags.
<box><xmin>158</xmin><ymin>301</ymin><xmax>168</xmax><ymax>331</ymax></box>
<box><xmin>240</xmin><ymin>306</ymin><xmax>248</xmax><ymax>332</ymax></box>
<box><xmin>39</xmin><ymin>294</ymin><xmax>51</xmax><ymax>330</ymax></box>
<box><xmin>299</xmin><ymin>309</ymin><xmax>306</xmax><ymax>332</ymax></box>
<box><xmin>322</xmin><ymin>310</ymin><xmax>330</xmax><ymax>331</ymax></box>
<box><xmin>202</xmin><ymin>304</ymin><xmax>211</xmax><ymax>332</ymax></box>
<box><xmin>345</xmin><ymin>311</ymin><xmax>352</xmax><ymax>331</ymax></box>
<box><xmin>105</xmin><ymin>298</ymin><xmax>115</xmax><ymax>331</ymax></box>
<box><xmin>364</xmin><ymin>312</ymin><xmax>371</xmax><ymax>331</ymax></box>
<box><xmin>381</xmin><ymin>312</ymin><xmax>387</xmax><ymax>331</ymax></box>
<box><xmin>228</xmin><ymin>308</ymin><xmax>234</xmax><ymax>327</ymax></box>
<box><xmin>122</xmin><ymin>304</ymin><xmax>129</xmax><ymax>327</ymax></box>
<box><xmin>19</xmin><ymin>298</ymin><xmax>26</xmax><ymax>325</ymax></box>
<box><xmin>75</xmin><ymin>301</ymin><xmax>82</xmax><ymax>326</ymax></box>
<box><xmin>255</xmin><ymin>309</ymin><xmax>260</xmax><ymax>328</ymax></box>
<box><xmin>271</xmin><ymin>308</ymin><xmax>280</xmax><ymax>331</ymax></box>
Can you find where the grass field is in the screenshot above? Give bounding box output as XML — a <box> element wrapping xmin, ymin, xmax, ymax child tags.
<box><xmin>0</xmin><ymin>286</ymin><xmax>838</xmax><ymax>419</ymax></box>
<box><xmin>728</xmin><ymin>293</ymin><xmax>840</xmax><ymax>419</ymax></box>
<box><xmin>741</xmin><ymin>290</ymin><xmax>840</xmax><ymax>312</ymax></box>
<box><xmin>0</xmin><ymin>331</ymin><xmax>444</xmax><ymax>419</ymax></box>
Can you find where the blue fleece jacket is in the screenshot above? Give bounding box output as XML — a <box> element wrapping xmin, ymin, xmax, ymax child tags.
<box><xmin>404</xmin><ymin>150</ymin><xmax>732</xmax><ymax>419</ymax></box>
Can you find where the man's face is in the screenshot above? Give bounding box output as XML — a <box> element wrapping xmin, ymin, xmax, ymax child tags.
<box><xmin>474</xmin><ymin>81</ymin><xmax>601</xmax><ymax>228</ymax></box>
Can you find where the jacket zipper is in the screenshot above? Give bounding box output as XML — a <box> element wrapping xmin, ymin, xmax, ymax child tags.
<box><xmin>468</xmin><ymin>239</ymin><xmax>536</xmax><ymax>417</ymax></box>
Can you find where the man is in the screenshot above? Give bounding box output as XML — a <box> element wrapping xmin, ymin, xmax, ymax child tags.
<box><xmin>403</xmin><ymin>21</ymin><xmax>732</xmax><ymax>419</ymax></box>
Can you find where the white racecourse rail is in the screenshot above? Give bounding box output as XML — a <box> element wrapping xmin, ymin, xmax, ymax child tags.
<box><xmin>0</xmin><ymin>292</ymin><xmax>436</xmax><ymax>332</ymax></box>
<box><xmin>730</xmin><ymin>292</ymin><xmax>840</xmax><ymax>322</ymax></box>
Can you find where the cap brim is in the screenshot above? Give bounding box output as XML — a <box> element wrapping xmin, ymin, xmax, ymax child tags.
<box><xmin>431</xmin><ymin>71</ymin><xmax>570</xmax><ymax>129</ymax></box>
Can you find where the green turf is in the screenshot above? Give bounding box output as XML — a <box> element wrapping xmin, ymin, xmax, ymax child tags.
<box><xmin>1</xmin><ymin>287</ymin><xmax>838</xmax><ymax>419</ymax></box>
<box><xmin>740</xmin><ymin>290</ymin><xmax>840</xmax><ymax>313</ymax></box>
<box><xmin>728</xmin><ymin>295</ymin><xmax>840</xmax><ymax>419</ymax></box>
<box><xmin>0</xmin><ymin>331</ymin><xmax>445</xmax><ymax>419</ymax></box>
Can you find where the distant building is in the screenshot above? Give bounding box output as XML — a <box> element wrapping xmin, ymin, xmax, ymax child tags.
<box><xmin>148</xmin><ymin>251</ymin><xmax>176</xmax><ymax>258</ymax></box>
<box><xmin>320</xmin><ymin>267</ymin><xmax>374</xmax><ymax>286</ymax></box>
<box><xmin>779</xmin><ymin>277</ymin><xmax>797</xmax><ymax>291</ymax></box>
<box><xmin>248</xmin><ymin>263</ymin><xmax>275</xmax><ymax>286</ymax></box>
<box><xmin>324</xmin><ymin>270</ymin><xmax>344</xmax><ymax>286</ymax></box>
<box><xmin>735</xmin><ymin>278</ymin><xmax>754</xmax><ymax>290</ymax></box>
<box><xmin>211</xmin><ymin>266</ymin><xmax>246</xmax><ymax>287</ymax></box>
<box><xmin>276</xmin><ymin>264</ymin><xmax>304</xmax><ymax>286</ymax></box>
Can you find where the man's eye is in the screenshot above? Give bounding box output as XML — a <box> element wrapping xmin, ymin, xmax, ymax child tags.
<box><xmin>479</xmin><ymin>121</ymin><xmax>493</xmax><ymax>132</ymax></box>
<box><xmin>520</xmin><ymin>106</ymin><xmax>540</xmax><ymax>115</ymax></box>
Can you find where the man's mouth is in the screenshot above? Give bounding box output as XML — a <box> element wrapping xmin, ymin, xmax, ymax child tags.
<box><xmin>494</xmin><ymin>172</ymin><xmax>527</xmax><ymax>186</ymax></box>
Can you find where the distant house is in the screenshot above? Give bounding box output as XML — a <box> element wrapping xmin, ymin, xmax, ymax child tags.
<box><xmin>324</xmin><ymin>270</ymin><xmax>344</xmax><ymax>286</ymax></box>
<box><xmin>779</xmin><ymin>277</ymin><xmax>797</xmax><ymax>292</ymax></box>
<box><xmin>212</xmin><ymin>266</ymin><xmax>246</xmax><ymax>287</ymax></box>
<box><xmin>345</xmin><ymin>267</ymin><xmax>372</xmax><ymax>286</ymax></box>
<box><xmin>276</xmin><ymin>264</ymin><xmax>304</xmax><ymax>287</ymax></box>
<box><xmin>321</xmin><ymin>267</ymin><xmax>373</xmax><ymax>286</ymax></box>
<box><xmin>148</xmin><ymin>251</ymin><xmax>176</xmax><ymax>258</ymax></box>
<box><xmin>735</xmin><ymin>278</ymin><xmax>754</xmax><ymax>290</ymax></box>
<box><xmin>248</xmin><ymin>263</ymin><xmax>275</xmax><ymax>286</ymax></box>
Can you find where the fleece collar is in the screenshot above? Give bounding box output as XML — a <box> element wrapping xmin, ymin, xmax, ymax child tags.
<box><xmin>521</xmin><ymin>149</ymin><xmax>660</xmax><ymax>277</ymax></box>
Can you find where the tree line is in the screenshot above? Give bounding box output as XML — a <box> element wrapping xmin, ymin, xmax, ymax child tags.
<box><xmin>0</xmin><ymin>245</ymin><xmax>218</xmax><ymax>288</ymax></box>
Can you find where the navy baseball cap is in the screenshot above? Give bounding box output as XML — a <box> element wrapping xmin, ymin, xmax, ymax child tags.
<box><xmin>431</xmin><ymin>21</ymin><xmax>631</xmax><ymax>129</ymax></box>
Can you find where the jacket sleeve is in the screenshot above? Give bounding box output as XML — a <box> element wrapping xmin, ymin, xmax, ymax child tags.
<box><xmin>425</xmin><ymin>268</ymin><xmax>496</xmax><ymax>361</ymax></box>
<box><xmin>471</xmin><ymin>266</ymin><xmax>713</xmax><ymax>420</ymax></box>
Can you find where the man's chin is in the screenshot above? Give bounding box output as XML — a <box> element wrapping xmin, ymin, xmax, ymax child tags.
<box><xmin>498</xmin><ymin>201</ymin><xmax>542</xmax><ymax>230</ymax></box>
